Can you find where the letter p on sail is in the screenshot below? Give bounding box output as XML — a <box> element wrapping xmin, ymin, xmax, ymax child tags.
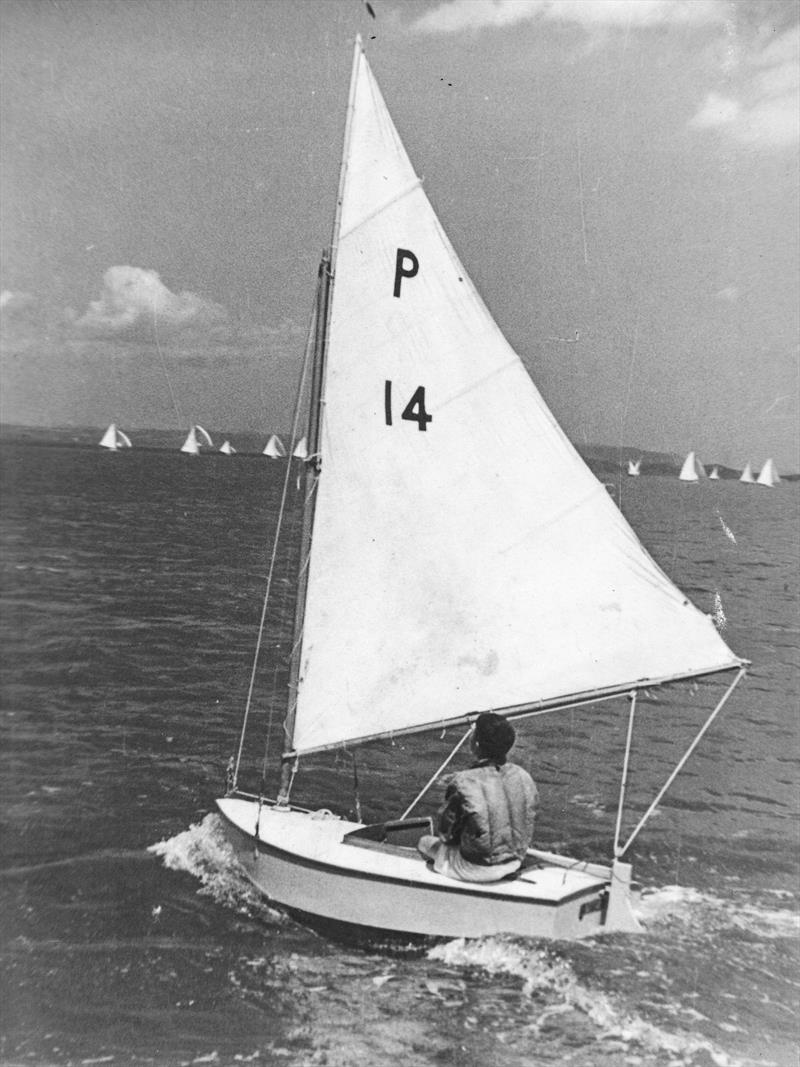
<box><xmin>393</xmin><ymin>248</ymin><xmax>419</xmax><ymax>298</ymax></box>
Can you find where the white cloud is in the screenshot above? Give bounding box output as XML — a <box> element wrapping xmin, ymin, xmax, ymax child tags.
<box><xmin>0</xmin><ymin>289</ymin><xmax>36</xmax><ymax>315</ymax></box>
<box><xmin>689</xmin><ymin>24</ymin><xmax>799</xmax><ymax>148</ymax></box>
<box><xmin>715</xmin><ymin>286</ymin><xmax>740</xmax><ymax>303</ymax></box>
<box><xmin>410</xmin><ymin>0</ymin><xmax>727</xmax><ymax>35</ymax></box>
<box><xmin>75</xmin><ymin>266</ymin><xmax>227</xmax><ymax>337</ymax></box>
<box><xmin>689</xmin><ymin>92</ymin><xmax>741</xmax><ymax>129</ymax></box>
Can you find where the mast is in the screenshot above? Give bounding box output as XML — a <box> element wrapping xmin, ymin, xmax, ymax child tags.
<box><xmin>277</xmin><ymin>259</ymin><xmax>328</xmax><ymax>803</ymax></box>
<box><xmin>276</xmin><ymin>38</ymin><xmax>363</xmax><ymax>803</ymax></box>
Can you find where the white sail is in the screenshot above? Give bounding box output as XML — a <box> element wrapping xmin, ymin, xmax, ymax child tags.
<box><xmin>709</xmin><ymin>466</ymin><xmax>719</xmax><ymax>480</ymax></box>
<box><xmin>627</xmin><ymin>459</ymin><xmax>641</xmax><ymax>476</ymax></box>
<box><xmin>99</xmin><ymin>423</ymin><xmax>117</xmax><ymax>449</ymax></box>
<box><xmin>181</xmin><ymin>424</ymin><xmax>212</xmax><ymax>454</ymax></box>
<box><xmin>740</xmin><ymin>462</ymin><xmax>755</xmax><ymax>483</ymax></box>
<box><xmin>756</xmin><ymin>458</ymin><xmax>780</xmax><ymax>487</ymax></box>
<box><xmin>181</xmin><ymin>427</ymin><xmax>199</xmax><ymax>454</ymax></box>
<box><xmin>263</xmin><ymin>434</ymin><xmax>287</xmax><ymax>458</ymax></box>
<box><xmin>220</xmin><ymin>440</ymin><xmax>236</xmax><ymax>455</ymax></box>
<box><xmin>195</xmin><ymin>424</ymin><xmax>214</xmax><ymax>448</ymax></box>
<box><xmin>292</xmin><ymin>437</ymin><xmax>308</xmax><ymax>459</ymax></box>
<box><xmin>99</xmin><ymin>423</ymin><xmax>131</xmax><ymax>450</ymax></box>
<box><xmin>679</xmin><ymin>451</ymin><xmax>702</xmax><ymax>481</ymax></box>
<box><xmin>288</xmin><ymin>46</ymin><xmax>740</xmax><ymax>756</ymax></box>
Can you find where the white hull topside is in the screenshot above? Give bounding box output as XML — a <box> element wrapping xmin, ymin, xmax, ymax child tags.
<box><xmin>216</xmin><ymin>797</ymin><xmax>641</xmax><ymax>942</ymax></box>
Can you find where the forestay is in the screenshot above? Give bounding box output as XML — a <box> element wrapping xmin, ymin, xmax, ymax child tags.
<box><xmin>291</xmin><ymin>44</ymin><xmax>741</xmax><ymax>756</ymax></box>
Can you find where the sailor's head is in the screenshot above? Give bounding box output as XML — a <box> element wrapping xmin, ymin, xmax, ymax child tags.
<box><xmin>472</xmin><ymin>712</ymin><xmax>515</xmax><ymax>763</ymax></box>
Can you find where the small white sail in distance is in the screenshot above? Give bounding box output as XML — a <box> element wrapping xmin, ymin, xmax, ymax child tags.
<box><xmin>288</xmin><ymin>45</ymin><xmax>741</xmax><ymax>756</ymax></box>
<box><xmin>740</xmin><ymin>462</ymin><xmax>755</xmax><ymax>483</ymax></box>
<box><xmin>709</xmin><ymin>466</ymin><xmax>720</xmax><ymax>480</ymax></box>
<box><xmin>99</xmin><ymin>423</ymin><xmax>132</xmax><ymax>450</ymax></box>
<box><xmin>180</xmin><ymin>424</ymin><xmax>213</xmax><ymax>454</ymax></box>
<box><xmin>627</xmin><ymin>458</ymin><xmax>641</xmax><ymax>476</ymax></box>
<box><xmin>219</xmin><ymin>440</ymin><xmax>236</xmax><ymax>455</ymax></box>
<box><xmin>263</xmin><ymin>434</ymin><xmax>287</xmax><ymax>458</ymax></box>
<box><xmin>756</xmin><ymin>458</ymin><xmax>780</xmax><ymax>487</ymax></box>
<box><xmin>679</xmin><ymin>451</ymin><xmax>703</xmax><ymax>481</ymax></box>
<box><xmin>292</xmin><ymin>437</ymin><xmax>308</xmax><ymax>459</ymax></box>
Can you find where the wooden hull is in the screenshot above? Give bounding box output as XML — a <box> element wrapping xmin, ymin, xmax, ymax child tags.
<box><xmin>216</xmin><ymin>798</ymin><xmax>640</xmax><ymax>943</ymax></box>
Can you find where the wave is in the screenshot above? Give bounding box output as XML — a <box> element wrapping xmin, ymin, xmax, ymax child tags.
<box><xmin>636</xmin><ymin>884</ymin><xmax>800</xmax><ymax>940</ymax></box>
<box><xmin>428</xmin><ymin>937</ymin><xmax>745</xmax><ymax>1067</ymax></box>
<box><xmin>148</xmin><ymin>813</ymin><xmax>283</xmax><ymax>923</ymax></box>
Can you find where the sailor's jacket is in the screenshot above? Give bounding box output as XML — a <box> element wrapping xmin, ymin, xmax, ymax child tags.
<box><xmin>437</xmin><ymin>759</ymin><xmax>538</xmax><ymax>865</ymax></box>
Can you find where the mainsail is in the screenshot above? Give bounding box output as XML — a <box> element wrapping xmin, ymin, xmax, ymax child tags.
<box><xmin>263</xmin><ymin>434</ymin><xmax>286</xmax><ymax>458</ymax></box>
<box><xmin>756</xmin><ymin>458</ymin><xmax>780</xmax><ymax>487</ymax></box>
<box><xmin>181</xmin><ymin>424</ymin><xmax>213</xmax><ymax>454</ymax></box>
<box><xmin>99</xmin><ymin>423</ymin><xmax>131</xmax><ymax>450</ymax></box>
<box><xmin>220</xmin><ymin>440</ymin><xmax>236</xmax><ymax>455</ymax></box>
<box><xmin>740</xmin><ymin>462</ymin><xmax>755</xmax><ymax>483</ymax></box>
<box><xmin>679</xmin><ymin>451</ymin><xmax>703</xmax><ymax>481</ymax></box>
<box><xmin>288</xmin><ymin>43</ymin><xmax>740</xmax><ymax>756</ymax></box>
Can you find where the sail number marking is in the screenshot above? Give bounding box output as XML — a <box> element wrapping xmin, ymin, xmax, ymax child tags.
<box><xmin>393</xmin><ymin>248</ymin><xmax>419</xmax><ymax>298</ymax></box>
<box><xmin>384</xmin><ymin>380</ymin><xmax>432</xmax><ymax>431</ymax></box>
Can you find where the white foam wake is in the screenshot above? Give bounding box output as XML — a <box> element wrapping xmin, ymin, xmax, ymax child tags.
<box><xmin>148</xmin><ymin>813</ymin><xmax>282</xmax><ymax>921</ymax></box>
<box><xmin>636</xmin><ymin>884</ymin><xmax>800</xmax><ymax>940</ymax></box>
<box><xmin>428</xmin><ymin>938</ymin><xmax>743</xmax><ymax>1066</ymax></box>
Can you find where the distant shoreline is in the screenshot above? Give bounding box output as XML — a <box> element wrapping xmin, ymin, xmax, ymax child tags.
<box><xmin>1</xmin><ymin>423</ymin><xmax>796</xmax><ymax>479</ymax></box>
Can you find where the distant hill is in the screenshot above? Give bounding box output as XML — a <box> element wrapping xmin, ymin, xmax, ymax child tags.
<box><xmin>572</xmin><ymin>444</ymin><xmax>755</xmax><ymax>480</ymax></box>
<box><xmin>0</xmin><ymin>424</ymin><xmax>796</xmax><ymax>479</ymax></box>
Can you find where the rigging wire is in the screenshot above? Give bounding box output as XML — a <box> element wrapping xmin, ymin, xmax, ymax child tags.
<box><xmin>617</xmin><ymin>299</ymin><xmax>640</xmax><ymax>509</ymax></box>
<box><xmin>400</xmin><ymin>726</ymin><xmax>473</xmax><ymax>820</ymax></box>
<box><xmin>231</xmin><ymin>282</ymin><xmax>321</xmax><ymax>791</ymax></box>
<box><xmin>151</xmin><ymin>300</ymin><xmax>184</xmax><ymax>426</ymax></box>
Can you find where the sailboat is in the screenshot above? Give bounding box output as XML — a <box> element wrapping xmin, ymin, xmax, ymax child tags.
<box><xmin>292</xmin><ymin>436</ymin><xmax>308</xmax><ymax>459</ymax></box>
<box><xmin>626</xmin><ymin>458</ymin><xmax>641</xmax><ymax>477</ymax></box>
<box><xmin>216</xmin><ymin>38</ymin><xmax>746</xmax><ymax>943</ymax></box>
<box><xmin>740</xmin><ymin>462</ymin><xmax>755</xmax><ymax>484</ymax></box>
<box><xmin>99</xmin><ymin>423</ymin><xmax>132</xmax><ymax>451</ymax></box>
<box><xmin>756</xmin><ymin>458</ymin><xmax>780</xmax><ymax>487</ymax></box>
<box><xmin>219</xmin><ymin>440</ymin><xmax>236</xmax><ymax>456</ymax></box>
<box><xmin>180</xmin><ymin>424</ymin><xmax>213</xmax><ymax>455</ymax></box>
<box><xmin>678</xmin><ymin>451</ymin><xmax>704</xmax><ymax>482</ymax></box>
<box><xmin>709</xmin><ymin>466</ymin><xmax>720</xmax><ymax>480</ymax></box>
<box><xmin>263</xmin><ymin>434</ymin><xmax>287</xmax><ymax>458</ymax></box>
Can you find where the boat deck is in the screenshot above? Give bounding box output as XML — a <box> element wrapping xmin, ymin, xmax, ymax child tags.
<box><xmin>218</xmin><ymin>797</ymin><xmax>606</xmax><ymax>904</ymax></box>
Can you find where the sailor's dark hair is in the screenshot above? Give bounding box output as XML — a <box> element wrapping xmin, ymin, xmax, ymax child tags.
<box><xmin>474</xmin><ymin>712</ymin><xmax>515</xmax><ymax>761</ymax></box>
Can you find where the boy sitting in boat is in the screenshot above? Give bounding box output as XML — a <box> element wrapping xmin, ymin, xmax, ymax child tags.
<box><xmin>417</xmin><ymin>712</ymin><xmax>538</xmax><ymax>882</ymax></box>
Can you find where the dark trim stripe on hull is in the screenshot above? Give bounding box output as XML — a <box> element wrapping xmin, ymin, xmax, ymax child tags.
<box><xmin>218</xmin><ymin>805</ymin><xmax>607</xmax><ymax>909</ymax></box>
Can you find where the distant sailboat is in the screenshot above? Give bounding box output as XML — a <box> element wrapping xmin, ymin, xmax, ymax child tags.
<box><xmin>740</xmin><ymin>463</ymin><xmax>755</xmax><ymax>484</ymax></box>
<box><xmin>99</xmin><ymin>423</ymin><xmax>132</xmax><ymax>451</ymax></box>
<box><xmin>216</xmin><ymin>37</ymin><xmax>746</xmax><ymax>946</ymax></box>
<box><xmin>678</xmin><ymin>451</ymin><xmax>704</xmax><ymax>482</ymax></box>
<box><xmin>292</xmin><ymin>436</ymin><xmax>308</xmax><ymax>459</ymax></box>
<box><xmin>219</xmin><ymin>440</ymin><xmax>236</xmax><ymax>456</ymax></box>
<box><xmin>756</xmin><ymin>458</ymin><xmax>780</xmax><ymax>487</ymax></box>
<box><xmin>263</xmin><ymin>434</ymin><xmax>287</xmax><ymax>458</ymax></box>
<box><xmin>180</xmin><ymin>424</ymin><xmax>213</xmax><ymax>455</ymax></box>
<box><xmin>709</xmin><ymin>467</ymin><xmax>720</xmax><ymax>480</ymax></box>
<box><xmin>626</xmin><ymin>458</ymin><xmax>641</xmax><ymax>477</ymax></box>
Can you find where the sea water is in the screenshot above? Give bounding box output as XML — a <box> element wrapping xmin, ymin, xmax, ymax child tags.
<box><xmin>1</xmin><ymin>440</ymin><xmax>798</xmax><ymax>1067</ymax></box>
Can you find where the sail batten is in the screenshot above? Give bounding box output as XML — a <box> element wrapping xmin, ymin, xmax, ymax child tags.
<box><xmin>287</xmin><ymin>44</ymin><xmax>740</xmax><ymax>757</ymax></box>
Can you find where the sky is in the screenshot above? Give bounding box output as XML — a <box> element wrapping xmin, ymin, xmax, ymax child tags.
<box><xmin>1</xmin><ymin>0</ymin><xmax>798</xmax><ymax>470</ymax></box>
